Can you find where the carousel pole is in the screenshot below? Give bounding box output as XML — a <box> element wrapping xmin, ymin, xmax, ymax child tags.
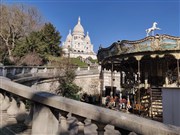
<box><xmin>173</xmin><ymin>53</ymin><xmax>180</xmax><ymax>87</ymax></box>
<box><xmin>100</xmin><ymin>66</ymin><xmax>104</xmax><ymax>105</ymax></box>
<box><xmin>111</xmin><ymin>60</ymin><xmax>114</xmax><ymax>97</ymax></box>
<box><xmin>177</xmin><ymin>59</ymin><xmax>180</xmax><ymax>87</ymax></box>
<box><xmin>135</xmin><ymin>55</ymin><xmax>142</xmax><ymax>114</ymax></box>
<box><xmin>138</xmin><ymin>60</ymin><xmax>141</xmax><ymax>104</ymax></box>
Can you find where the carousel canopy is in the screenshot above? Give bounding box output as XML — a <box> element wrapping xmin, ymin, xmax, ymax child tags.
<box><xmin>97</xmin><ymin>34</ymin><xmax>180</xmax><ymax>65</ymax></box>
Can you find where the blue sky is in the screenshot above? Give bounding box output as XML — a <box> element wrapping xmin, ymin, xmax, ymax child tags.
<box><xmin>3</xmin><ymin>0</ymin><xmax>180</xmax><ymax>53</ymax></box>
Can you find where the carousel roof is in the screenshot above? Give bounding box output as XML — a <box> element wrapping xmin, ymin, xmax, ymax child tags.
<box><xmin>97</xmin><ymin>34</ymin><xmax>180</xmax><ymax>64</ymax></box>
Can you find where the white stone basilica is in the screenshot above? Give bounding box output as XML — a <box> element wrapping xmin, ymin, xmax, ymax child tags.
<box><xmin>62</xmin><ymin>17</ymin><xmax>97</xmax><ymax>60</ymax></box>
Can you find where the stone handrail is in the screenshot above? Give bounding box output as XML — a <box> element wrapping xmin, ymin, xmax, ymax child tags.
<box><xmin>0</xmin><ymin>77</ymin><xmax>179</xmax><ymax>135</ymax></box>
<box><xmin>0</xmin><ymin>66</ymin><xmax>100</xmax><ymax>78</ymax></box>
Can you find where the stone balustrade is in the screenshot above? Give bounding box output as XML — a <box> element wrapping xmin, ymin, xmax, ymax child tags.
<box><xmin>0</xmin><ymin>77</ymin><xmax>179</xmax><ymax>135</ymax></box>
<box><xmin>0</xmin><ymin>66</ymin><xmax>100</xmax><ymax>78</ymax></box>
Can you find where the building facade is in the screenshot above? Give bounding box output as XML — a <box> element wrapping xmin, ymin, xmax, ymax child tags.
<box><xmin>62</xmin><ymin>17</ymin><xmax>97</xmax><ymax>60</ymax></box>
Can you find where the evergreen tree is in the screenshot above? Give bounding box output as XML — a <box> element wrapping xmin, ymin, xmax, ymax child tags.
<box><xmin>13</xmin><ymin>22</ymin><xmax>62</xmax><ymax>65</ymax></box>
<box><xmin>41</xmin><ymin>23</ymin><xmax>62</xmax><ymax>57</ymax></box>
<box><xmin>54</xmin><ymin>58</ymin><xmax>82</xmax><ymax>100</ymax></box>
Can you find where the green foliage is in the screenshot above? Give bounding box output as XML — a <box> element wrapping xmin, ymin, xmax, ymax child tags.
<box><xmin>13</xmin><ymin>22</ymin><xmax>62</xmax><ymax>65</ymax></box>
<box><xmin>70</xmin><ymin>58</ymin><xmax>88</xmax><ymax>67</ymax></box>
<box><xmin>88</xmin><ymin>57</ymin><xmax>98</xmax><ymax>64</ymax></box>
<box><xmin>41</xmin><ymin>23</ymin><xmax>62</xmax><ymax>57</ymax></box>
<box><xmin>56</xmin><ymin>59</ymin><xmax>81</xmax><ymax>99</ymax></box>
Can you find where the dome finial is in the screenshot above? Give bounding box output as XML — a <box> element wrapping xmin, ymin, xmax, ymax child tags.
<box><xmin>69</xmin><ymin>29</ymin><xmax>71</xmax><ymax>34</ymax></box>
<box><xmin>87</xmin><ymin>31</ymin><xmax>89</xmax><ymax>35</ymax></box>
<box><xmin>78</xmin><ymin>16</ymin><xmax>81</xmax><ymax>24</ymax></box>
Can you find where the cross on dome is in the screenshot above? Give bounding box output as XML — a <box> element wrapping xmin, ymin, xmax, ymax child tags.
<box><xmin>78</xmin><ymin>16</ymin><xmax>81</xmax><ymax>24</ymax></box>
<box><xmin>69</xmin><ymin>29</ymin><xmax>71</xmax><ymax>34</ymax></box>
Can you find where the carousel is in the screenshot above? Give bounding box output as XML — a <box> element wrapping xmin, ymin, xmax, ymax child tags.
<box><xmin>97</xmin><ymin>33</ymin><xmax>180</xmax><ymax>120</ymax></box>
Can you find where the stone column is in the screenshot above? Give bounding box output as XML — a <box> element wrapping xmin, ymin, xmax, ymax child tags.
<box><xmin>31</xmin><ymin>103</ymin><xmax>59</xmax><ymax>135</ymax></box>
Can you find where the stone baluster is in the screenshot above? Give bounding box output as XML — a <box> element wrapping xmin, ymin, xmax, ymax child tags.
<box><xmin>3</xmin><ymin>67</ymin><xmax>7</xmax><ymax>77</ymax></box>
<box><xmin>44</xmin><ymin>67</ymin><xmax>47</xmax><ymax>73</ymax></box>
<box><xmin>0</xmin><ymin>94</ymin><xmax>10</xmax><ymax>123</ymax></box>
<box><xmin>24</xmin><ymin>103</ymin><xmax>34</xmax><ymax>134</ymax></box>
<box><xmin>7</xmin><ymin>97</ymin><xmax>19</xmax><ymax>124</ymax></box>
<box><xmin>21</xmin><ymin>68</ymin><xmax>25</xmax><ymax>75</ymax></box>
<box><xmin>0</xmin><ymin>93</ymin><xmax>10</xmax><ymax>126</ymax></box>
<box><xmin>31</xmin><ymin>103</ymin><xmax>59</xmax><ymax>135</ymax></box>
<box><xmin>0</xmin><ymin>93</ymin><xmax>4</xmax><ymax>104</ymax></box>
<box><xmin>0</xmin><ymin>94</ymin><xmax>10</xmax><ymax>111</ymax></box>
<box><xmin>94</xmin><ymin>122</ymin><xmax>106</xmax><ymax>135</ymax></box>
<box><xmin>59</xmin><ymin>110</ymin><xmax>69</xmax><ymax>135</ymax></box>
<box><xmin>72</xmin><ymin>114</ymin><xmax>86</xmax><ymax>135</ymax></box>
<box><xmin>16</xmin><ymin>100</ymin><xmax>27</xmax><ymax>123</ymax></box>
<box><xmin>128</xmin><ymin>132</ymin><xmax>137</xmax><ymax>135</ymax></box>
<box><xmin>53</xmin><ymin>68</ymin><xmax>57</xmax><ymax>76</ymax></box>
<box><xmin>12</xmin><ymin>68</ymin><xmax>16</xmax><ymax>75</ymax></box>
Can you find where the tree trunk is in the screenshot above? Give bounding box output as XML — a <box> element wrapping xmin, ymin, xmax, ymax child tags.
<box><xmin>5</xmin><ymin>41</ymin><xmax>14</xmax><ymax>63</ymax></box>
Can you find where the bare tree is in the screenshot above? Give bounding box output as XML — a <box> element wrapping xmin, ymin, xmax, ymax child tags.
<box><xmin>0</xmin><ymin>4</ymin><xmax>43</xmax><ymax>62</ymax></box>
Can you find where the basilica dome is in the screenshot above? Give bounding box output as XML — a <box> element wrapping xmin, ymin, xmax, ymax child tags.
<box><xmin>84</xmin><ymin>32</ymin><xmax>91</xmax><ymax>42</ymax></box>
<box><xmin>66</xmin><ymin>30</ymin><xmax>72</xmax><ymax>40</ymax></box>
<box><xmin>72</xmin><ymin>17</ymin><xmax>84</xmax><ymax>36</ymax></box>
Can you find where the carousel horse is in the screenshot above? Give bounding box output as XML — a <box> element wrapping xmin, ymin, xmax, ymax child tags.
<box><xmin>146</xmin><ymin>22</ymin><xmax>161</xmax><ymax>36</ymax></box>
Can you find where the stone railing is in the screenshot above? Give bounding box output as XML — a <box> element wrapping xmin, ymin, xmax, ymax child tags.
<box><xmin>0</xmin><ymin>66</ymin><xmax>100</xmax><ymax>78</ymax></box>
<box><xmin>0</xmin><ymin>77</ymin><xmax>179</xmax><ymax>135</ymax></box>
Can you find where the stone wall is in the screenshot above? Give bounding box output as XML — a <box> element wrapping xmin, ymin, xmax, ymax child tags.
<box><xmin>30</xmin><ymin>68</ymin><xmax>121</xmax><ymax>98</ymax></box>
<box><xmin>74</xmin><ymin>74</ymin><xmax>100</xmax><ymax>95</ymax></box>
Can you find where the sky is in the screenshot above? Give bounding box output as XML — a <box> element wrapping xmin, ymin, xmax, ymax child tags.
<box><xmin>2</xmin><ymin>0</ymin><xmax>180</xmax><ymax>53</ymax></box>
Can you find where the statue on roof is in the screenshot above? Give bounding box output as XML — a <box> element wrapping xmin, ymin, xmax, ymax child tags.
<box><xmin>146</xmin><ymin>22</ymin><xmax>161</xmax><ymax>36</ymax></box>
